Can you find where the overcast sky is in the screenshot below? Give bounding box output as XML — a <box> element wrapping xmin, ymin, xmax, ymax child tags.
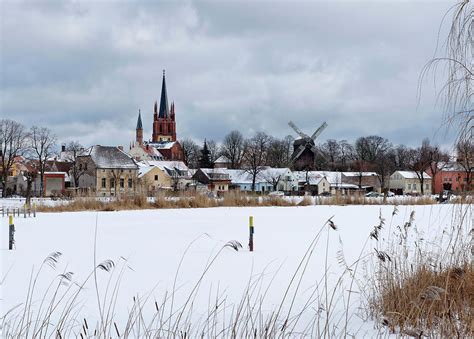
<box><xmin>1</xmin><ymin>1</ymin><xmax>457</xmax><ymax>149</ymax></box>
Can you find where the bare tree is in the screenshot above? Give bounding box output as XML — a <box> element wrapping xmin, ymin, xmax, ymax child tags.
<box><xmin>408</xmin><ymin>139</ymin><xmax>437</xmax><ymax>195</ymax></box>
<box><xmin>30</xmin><ymin>126</ymin><xmax>57</xmax><ymax>197</ymax></box>
<box><xmin>320</xmin><ymin>139</ymin><xmax>341</xmax><ymax>170</ymax></box>
<box><xmin>180</xmin><ymin>138</ymin><xmax>200</xmax><ymax>168</ymax></box>
<box><xmin>221</xmin><ymin>130</ymin><xmax>245</xmax><ymax>169</ymax></box>
<box><xmin>394</xmin><ymin>145</ymin><xmax>414</xmax><ymax>170</ymax></box>
<box><xmin>0</xmin><ymin>119</ymin><xmax>28</xmax><ymax>197</ymax></box>
<box><xmin>419</xmin><ymin>2</ymin><xmax>473</xmax><ymax>140</ymax></box>
<box><xmin>456</xmin><ymin>138</ymin><xmax>474</xmax><ymax>192</ymax></box>
<box><xmin>66</xmin><ymin>141</ymin><xmax>85</xmax><ymax>188</ymax></box>
<box><xmin>338</xmin><ymin>140</ymin><xmax>354</xmax><ymax>171</ymax></box>
<box><xmin>206</xmin><ymin>139</ymin><xmax>219</xmax><ymax>164</ymax></box>
<box><xmin>355</xmin><ymin>135</ymin><xmax>391</xmax><ymax>163</ymax></box>
<box><xmin>266</xmin><ymin>136</ymin><xmax>292</xmax><ymax>168</ymax></box>
<box><xmin>242</xmin><ymin>132</ymin><xmax>269</xmax><ymax>191</ymax></box>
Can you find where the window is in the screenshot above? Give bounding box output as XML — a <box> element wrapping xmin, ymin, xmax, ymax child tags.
<box><xmin>110</xmin><ymin>178</ymin><xmax>115</xmax><ymax>188</ymax></box>
<box><xmin>413</xmin><ymin>184</ymin><xmax>416</xmax><ymax>190</ymax></box>
<box><xmin>120</xmin><ymin>178</ymin><xmax>125</xmax><ymax>188</ymax></box>
<box><xmin>120</xmin><ymin>169</ymin><xmax>123</xmax><ymax>173</ymax></box>
<box><xmin>101</xmin><ymin>178</ymin><xmax>106</xmax><ymax>188</ymax></box>
<box><xmin>154</xmin><ymin>175</ymin><xmax>158</xmax><ymax>181</ymax></box>
<box><xmin>407</xmin><ymin>184</ymin><xmax>411</xmax><ymax>189</ymax></box>
<box><xmin>426</xmin><ymin>184</ymin><xmax>429</xmax><ymax>189</ymax></box>
<box><xmin>128</xmin><ymin>178</ymin><xmax>132</xmax><ymax>188</ymax></box>
<box><xmin>79</xmin><ymin>163</ymin><xmax>82</xmax><ymax>170</ymax></box>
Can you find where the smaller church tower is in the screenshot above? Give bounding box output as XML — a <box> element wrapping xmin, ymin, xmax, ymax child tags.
<box><xmin>136</xmin><ymin>109</ymin><xmax>143</xmax><ymax>145</ymax></box>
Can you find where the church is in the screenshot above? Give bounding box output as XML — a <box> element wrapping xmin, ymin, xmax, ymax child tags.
<box><xmin>129</xmin><ymin>71</ymin><xmax>184</xmax><ymax>162</ymax></box>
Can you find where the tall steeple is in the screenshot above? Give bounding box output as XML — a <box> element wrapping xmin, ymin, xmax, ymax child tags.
<box><xmin>136</xmin><ymin>109</ymin><xmax>143</xmax><ymax>145</ymax></box>
<box><xmin>158</xmin><ymin>70</ymin><xmax>169</xmax><ymax>118</ymax></box>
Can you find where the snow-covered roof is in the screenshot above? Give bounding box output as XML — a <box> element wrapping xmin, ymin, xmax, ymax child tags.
<box><xmin>138</xmin><ymin>160</ymin><xmax>189</xmax><ymax>178</ymax></box>
<box><xmin>293</xmin><ymin>171</ymin><xmax>325</xmax><ymax>185</ymax></box>
<box><xmin>342</xmin><ymin>172</ymin><xmax>378</xmax><ymax>177</ymax></box>
<box><xmin>81</xmin><ymin>146</ymin><xmax>138</xmax><ymax>169</ymax></box>
<box><xmin>138</xmin><ymin>165</ymin><xmax>155</xmax><ymax>178</ymax></box>
<box><xmin>314</xmin><ymin>171</ymin><xmax>342</xmax><ymax>184</ymax></box>
<box><xmin>214</xmin><ymin>155</ymin><xmax>231</xmax><ymax>164</ymax></box>
<box><xmin>199</xmin><ymin>168</ymin><xmax>231</xmax><ymax>181</ymax></box>
<box><xmin>226</xmin><ymin>169</ymin><xmax>252</xmax><ymax>183</ymax></box>
<box><xmin>438</xmin><ymin>161</ymin><xmax>465</xmax><ymax>172</ymax></box>
<box><xmin>144</xmin><ymin>160</ymin><xmax>188</xmax><ymax>171</ymax></box>
<box><xmin>395</xmin><ymin>171</ymin><xmax>431</xmax><ymax>179</ymax></box>
<box><xmin>259</xmin><ymin>167</ymin><xmax>291</xmax><ymax>178</ymax></box>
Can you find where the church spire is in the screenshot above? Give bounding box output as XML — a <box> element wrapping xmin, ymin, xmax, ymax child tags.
<box><xmin>136</xmin><ymin>109</ymin><xmax>143</xmax><ymax>145</ymax></box>
<box><xmin>158</xmin><ymin>70</ymin><xmax>169</xmax><ymax>118</ymax></box>
<box><xmin>136</xmin><ymin>109</ymin><xmax>143</xmax><ymax>129</ymax></box>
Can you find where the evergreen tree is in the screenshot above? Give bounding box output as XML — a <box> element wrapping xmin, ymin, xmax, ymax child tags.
<box><xmin>199</xmin><ymin>139</ymin><xmax>212</xmax><ymax>168</ymax></box>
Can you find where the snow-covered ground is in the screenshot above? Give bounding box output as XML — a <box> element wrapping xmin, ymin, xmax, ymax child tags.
<box><xmin>0</xmin><ymin>204</ymin><xmax>469</xmax><ymax>337</ymax></box>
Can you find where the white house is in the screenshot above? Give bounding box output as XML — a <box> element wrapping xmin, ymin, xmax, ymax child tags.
<box><xmin>293</xmin><ymin>171</ymin><xmax>331</xmax><ymax>195</ymax></box>
<box><xmin>389</xmin><ymin>170</ymin><xmax>432</xmax><ymax>195</ymax></box>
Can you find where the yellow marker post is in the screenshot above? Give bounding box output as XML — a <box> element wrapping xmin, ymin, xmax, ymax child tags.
<box><xmin>249</xmin><ymin>216</ymin><xmax>254</xmax><ymax>252</ymax></box>
<box><xmin>9</xmin><ymin>215</ymin><xmax>15</xmax><ymax>250</ymax></box>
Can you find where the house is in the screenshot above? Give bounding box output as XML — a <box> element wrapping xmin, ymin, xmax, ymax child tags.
<box><xmin>223</xmin><ymin>168</ymin><xmax>297</xmax><ymax>193</ymax></box>
<box><xmin>192</xmin><ymin>168</ymin><xmax>231</xmax><ymax>193</ymax></box>
<box><xmin>259</xmin><ymin>168</ymin><xmax>298</xmax><ymax>192</ymax></box>
<box><xmin>225</xmin><ymin>169</ymin><xmax>272</xmax><ymax>192</ymax></box>
<box><xmin>214</xmin><ymin>155</ymin><xmax>232</xmax><ymax>169</ymax></box>
<box><xmin>76</xmin><ymin>145</ymin><xmax>139</xmax><ymax>196</ymax></box>
<box><xmin>341</xmin><ymin>172</ymin><xmax>381</xmax><ymax>192</ymax></box>
<box><xmin>309</xmin><ymin>171</ymin><xmax>362</xmax><ymax>195</ymax></box>
<box><xmin>138</xmin><ymin>160</ymin><xmax>190</xmax><ymax>192</ymax></box>
<box><xmin>389</xmin><ymin>170</ymin><xmax>432</xmax><ymax>195</ymax></box>
<box><xmin>32</xmin><ymin>172</ymin><xmax>67</xmax><ymax>197</ymax></box>
<box><xmin>129</xmin><ymin>143</ymin><xmax>164</xmax><ymax>162</ymax></box>
<box><xmin>148</xmin><ymin>141</ymin><xmax>184</xmax><ymax>162</ymax></box>
<box><xmin>428</xmin><ymin>162</ymin><xmax>471</xmax><ymax>193</ymax></box>
<box><xmin>293</xmin><ymin>171</ymin><xmax>331</xmax><ymax>195</ymax></box>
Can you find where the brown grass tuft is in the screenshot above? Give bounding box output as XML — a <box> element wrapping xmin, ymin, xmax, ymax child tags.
<box><xmin>376</xmin><ymin>263</ymin><xmax>474</xmax><ymax>337</ymax></box>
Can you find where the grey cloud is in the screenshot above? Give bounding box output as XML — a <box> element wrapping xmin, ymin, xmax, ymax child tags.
<box><xmin>0</xmin><ymin>1</ymin><xmax>456</xmax><ymax>150</ymax></box>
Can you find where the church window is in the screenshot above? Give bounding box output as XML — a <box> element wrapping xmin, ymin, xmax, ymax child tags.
<box><xmin>120</xmin><ymin>178</ymin><xmax>125</xmax><ymax>188</ymax></box>
<box><xmin>101</xmin><ymin>178</ymin><xmax>106</xmax><ymax>188</ymax></box>
<box><xmin>110</xmin><ymin>178</ymin><xmax>115</xmax><ymax>188</ymax></box>
<box><xmin>154</xmin><ymin>175</ymin><xmax>158</xmax><ymax>181</ymax></box>
<box><xmin>128</xmin><ymin>178</ymin><xmax>133</xmax><ymax>188</ymax></box>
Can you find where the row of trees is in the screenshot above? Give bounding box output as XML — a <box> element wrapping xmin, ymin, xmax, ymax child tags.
<box><xmin>0</xmin><ymin>119</ymin><xmax>57</xmax><ymax>197</ymax></box>
<box><xmin>181</xmin><ymin>131</ymin><xmax>473</xmax><ymax>194</ymax></box>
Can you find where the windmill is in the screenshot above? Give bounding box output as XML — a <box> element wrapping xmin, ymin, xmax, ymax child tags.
<box><xmin>288</xmin><ymin>121</ymin><xmax>328</xmax><ymax>170</ymax></box>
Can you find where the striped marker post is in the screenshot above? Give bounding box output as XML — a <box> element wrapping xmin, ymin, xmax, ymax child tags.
<box><xmin>249</xmin><ymin>216</ymin><xmax>254</xmax><ymax>252</ymax></box>
<box><xmin>9</xmin><ymin>215</ymin><xmax>15</xmax><ymax>250</ymax></box>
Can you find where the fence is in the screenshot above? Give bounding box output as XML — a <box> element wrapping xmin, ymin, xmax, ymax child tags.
<box><xmin>1</xmin><ymin>205</ymin><xmax>37</xmax><ymax>218</ymax></box>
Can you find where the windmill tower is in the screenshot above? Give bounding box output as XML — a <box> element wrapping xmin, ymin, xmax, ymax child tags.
<box><xmin>288</xmin><ymin>121</ymin><xmax>328</xmax><ymax>170</ymax></box>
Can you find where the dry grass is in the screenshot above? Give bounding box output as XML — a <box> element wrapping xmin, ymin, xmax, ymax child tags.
<box><xmin>376</xmin><ymin>263</ymin><xmax>474</xmax><ymax>337</ymax></box>
<box><xmin>316</xmin><ymin>195</ymin><xmax>436</xmax><ymax>206</ymax></box>
<box><xmin>35</xmin><ymin>191</ymin><xmax>447</xmax><ymax>213</ymax></box>
<box><xmin>369</xmin><ymin>204</ymin><xmax>473</xmax><ymax>337</ymax></box>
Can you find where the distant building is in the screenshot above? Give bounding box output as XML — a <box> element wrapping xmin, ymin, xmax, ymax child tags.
<box><xmin>389</xmin><ymin>170</ymin><xmax>432</xmax><ymax>195</ymax></box>
<box><xmin>130</xmin><ymin>70</ymin><xmax>184</xmax><ymax>162</ymax></box>
<box><xmin>214</xmin><ymin>155</ymin><xmax>232</xmax><ymax>168</ymax></box>
<box><xmin>77</xmin><ymin>145</ymin><xmax>139</xmax><ymax>196</ymax></box>
<box><xmin>293</xmin><ymin>171</ymin><xmax>330</xmax><ymax>195</ymax></box>
<box><xmin>192</xmin><ymin>168</ymin><xmax>231</xmax><ymax>193</ymax></box>
<box><xmin>138</xmin><ymin>160</ymin><xmax>190</xmax><ymax>192</ymax></box>
<box><xmin>428</xmin><ymin>162</ymin><xmax>471</xmax><ymax>193</ymax></box>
